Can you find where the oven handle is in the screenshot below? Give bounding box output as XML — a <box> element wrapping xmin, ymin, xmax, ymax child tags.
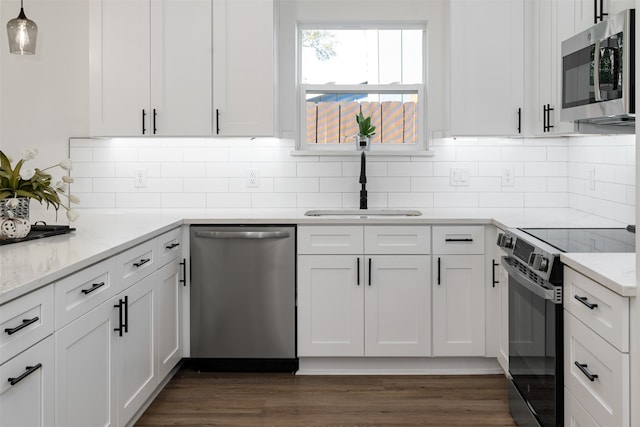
<box><xmin>594</xmin><ymin>39</ymin><xmax>602</xmax><ymax>102</ymax></box>
<box><xmin>501</xmin><ymin>257</ymin><xmax>558</xmax><ymax>302</ymax></box>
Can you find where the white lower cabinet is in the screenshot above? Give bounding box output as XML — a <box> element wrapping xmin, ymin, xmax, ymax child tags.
<box><xmin>563</xmin><ymin>266</ymin><xmax>630</xmax><ymax>427</ymax></box>
<box><xmin>117</xmin><ymin>272</ymin><xmax>157</xmax><ymax>426</ymax></box>
<box><xmin>432</xmin><ymin>226</ymin><xmax>486</xmax><ymax>357</ymax></box>
<box><xmin>297</xmin><ymin>225</ymin><xmax>431</xmax><ymax>358</ymax></box>
<box><xmin>0</xmin><ymin>335</ymin><xmax>54</xmax><ymax>427</ymax></box>
<box><xmin>55</xmin><ymin>298</ymin><xmax>117</xmax><ymax>427</ymax></box>
<box><xmin>156</xmin><ymin>259</ymin><xmax>182</xmax><ymax>380</ymax></box>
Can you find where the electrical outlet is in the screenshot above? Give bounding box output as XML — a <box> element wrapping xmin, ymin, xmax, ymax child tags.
<box><xmin>247</xmin><ymin>168</ymin><xmax>259</xmax><ymax>188</ymax></box>
<box><xmin>588</xmin><ymin>168</ymin><xmax>596</xmax><ymax>191</ymax></box>
<box><xmin>450</xmin><ymin>168</ymin><xmax>470</xmax><ymax>186</ymax></box>
<box><xmin>502</xmin><ymin>168</ymin><xmax>515</xmax><ymax>187</ymax></box>
<box><xmin>134</xmin><ymin>168</ymin><xmax>147</xmax><ymax>188</ymax></box>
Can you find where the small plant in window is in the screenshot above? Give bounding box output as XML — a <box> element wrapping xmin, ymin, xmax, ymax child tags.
<box><xmin>356</xmin><ymin>112</ymin><xmax>376</xmax><ymax>138</ymax></box>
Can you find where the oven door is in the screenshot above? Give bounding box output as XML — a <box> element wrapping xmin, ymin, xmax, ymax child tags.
<box><xmin>503</xmin><ymin>257</ymin><xmax>563</xmax><ymax>427</ymax></box>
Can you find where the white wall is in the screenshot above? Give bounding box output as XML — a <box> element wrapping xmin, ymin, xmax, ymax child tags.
<box><xmin>0</xmin><ymin>0</ymin><xmax>89</xmax><ymax>159</ymax></box>
<box><xmin>69</xmin><ymin>134</ymin><xmax>636</xmax><ymax>224</ymax></box>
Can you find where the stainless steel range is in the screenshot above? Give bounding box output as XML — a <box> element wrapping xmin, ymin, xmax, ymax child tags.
<box><xmin>497</xmin><ymin>227</ymin><xmax>635</xmax><ymax>427</ymax></box>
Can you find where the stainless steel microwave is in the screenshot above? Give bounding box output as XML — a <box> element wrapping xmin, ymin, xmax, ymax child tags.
<box><xmin>561</xmin><ymin>9</ymin><xmax>635</xmax><ymax>126</ymax></box>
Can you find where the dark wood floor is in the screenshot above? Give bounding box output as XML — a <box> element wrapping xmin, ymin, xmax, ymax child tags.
<box><xmin>135</xmin><ymin>367</ymin><xmax>516</xmax><ymax>427</ymax></box>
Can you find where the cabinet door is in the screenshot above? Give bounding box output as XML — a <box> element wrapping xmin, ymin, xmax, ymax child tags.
<box><xmin>0</xmin><ymin>336</ymin><xmax>54</xmax><ymax>427</ymax></box>
<box><xmin>150</xmin><ymin>0</ymin><xmax>213</xmax><ymax>136</ymax></box>
<box><xmin>212</xmin><ymin>0</ymin><xmax>274</xmax><ymax>136</ymax></box>
<box><xmin>297</xmin><ymin>255</ymin><xmax>364</xmax><ymax>357</ymax></box>
<box><xmin>55</xmin><ymin>299</ymin><xmax>117</xmax><ymax>427</ymax></box>
<box><xmin>156</xmin><ymin>260</ymin><xmax>182</xmax><ymax>380</ymax></box>
<box><xmin>117</xmin><ymin>272</ymin><xmax>157</xmax><ymax>426</ymax></box>
<box><xmin>450</xmin><ymin>0</ymin><xmax>524</xmax><ymax>136</ymax></box>
<box><xmin>364</xmin><ymin>255</ymin><xmax>430</xmax><ymax>357</ymax></box>
<box><xmin>90</xmin><ymin>0</ymin><xmax>151</xmax><ymax>136</ymax></box>
<box><xmin>433</xmin><ymin>255</ymin><xmax>485</xmax><ymax>356</ymax></box>
<box><xmin>535</xmin><ymin>0</ymin><xmax>575</xmax><ymax>135</ymax></box>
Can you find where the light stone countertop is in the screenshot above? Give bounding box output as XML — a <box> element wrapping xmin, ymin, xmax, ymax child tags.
<box><xmin>0</xmin><ymin>207</ymin><xmax>634</xmax><ymax>304</ymax></box>
<box><xmin>561</xmin><ymin>252</ymin><xmax>636</xmax><ymax>296</ymax></box>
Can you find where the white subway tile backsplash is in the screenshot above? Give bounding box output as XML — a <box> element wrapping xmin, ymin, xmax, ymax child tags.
<box><xmin>297</xmin><ymin>162</ymin><xmax>341</xmax><ymax>177</ymax></box>
<box><xmin>297</xmin><ymin>193</ymin><xmax>342</xmax><ymax>208</ymax></box>
<box><xmin>479</xmin><ymin>193</ymin><xmax>524</xmax><ymax>208</ymax></box>
<box><xmin>387</xmin><ymin>162</ymin><xmax>433</xmax><ymax>177</ymax></box>
<box><xmin>69</xmin><ymin>134</ymin><xmax>634</xmax><ymax>223</ymax></box>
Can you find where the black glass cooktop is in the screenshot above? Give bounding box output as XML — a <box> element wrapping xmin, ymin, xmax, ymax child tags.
<box><xmin>520</xmin><ymin>227</ymin><xmax>635</xmax><ymax>253</ymax></box>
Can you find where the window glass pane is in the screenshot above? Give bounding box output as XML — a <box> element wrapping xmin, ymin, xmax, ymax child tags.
<box><xmin>305</xmin><ymin>93</ymin><xmax>418</xmax><ymax>144</ymax></box>
<box><xmin>301</xmin><ymin>29</ymin><xmax>423</xmax><ymax>85</ymax></box>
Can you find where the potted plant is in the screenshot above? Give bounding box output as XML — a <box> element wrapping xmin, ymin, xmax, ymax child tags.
<box><xmin>355</xmin><ymin>111</ymin><xmax>376</xmax><ymax>150</ymax></box>
<box><xmin>0</xmin><ymin>148</ymin><xmax>79</xmax><ymax>239</ymax></box>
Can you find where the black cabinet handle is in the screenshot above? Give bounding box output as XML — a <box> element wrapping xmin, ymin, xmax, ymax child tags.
<box><xmin>595</xmin><ymin>0</ymin><xmax>607</xmax><ymax>22</ymax></box>
<box><xmin>357</xmin><ymin>257</ymin><xmax>360</xmax><ymax>286</ymax></box>
<box><xmin>123</xmin><ymin>295</ymin><xmax>129</xmax><ymax>333</ymax></box>
<box><xmin>133</xmin><ymin>258</ymin><xmax>151</xmax><ymax>268</ymax></box>
<box><xmin>180</xmin><ymin>259</ymin><xmax>187</xmax><ymax>286</ymax></box>
<box><xmin>81</xmin><ymin>281</ymin><xmax>106</xmax><ymax>295</ymax></box>
<box><xmin>165</xmin><ymin>242</ymin><xmax>180</xmax><ymax>250</ymax></box>
<box><xmin>114</xmin><ymin>298</ymin><xmax>124</xmax><ymax>336</ymax></box>
<box><xmin>368</xmin><ymin>258</ymin><xmax>372</xmax><ymax>286</ymax></box>
<box><xmin>437</xmin><ymin>257</ymin><xmax>441</xmax><ymax>285</ymax></box>
<box><xmin>142</xmin><ymin>109</ymin><xmax>147</xmax><ymax>135</ymax></box>
<box><xmin>445</xmin><ymin>238</ymin><xmax>473</xmax><ymax>242</ymax></box>
<box><xmin>4</xmin><ymin>317</ymin><xmax>39</xmax><ymax>335</ymax></box>
<box><xmin>8</xmin><ymin>363</ymin><xmax>42</xmax><ymax>386</ymax></box>
<box><xmin>492</xmin><ymin>260</ymin><xmax>499</xmax><ymax>288</ymax></box>
<box><xmin>153</xmin><ymin>108</ymin><xmax>158</xmax><ymax>135</ymax></box>
<box><xmin>547</xmin><ymin>104</ymin><xmax>554</xmax><ymax>131</ymax></box>
<box><xmin>216</xmin><ymin>109</ymin><xmax>220</xmax><ymax>135</ymax></box>
<box><xmin>574</xmin><ymin>295</ymin><xmax>598</xmax><ymax>310</ymax></box>
<box><xmin>575</xmin><ymin>361</ymin><xmax>598</xmax><ymax>381</ymax></box>
<box><xmin>517</xmin><ymin>107</ymin><xmax>521</xmax><ymax>134</ymax></box>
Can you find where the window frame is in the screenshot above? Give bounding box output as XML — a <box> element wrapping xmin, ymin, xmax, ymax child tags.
<box><xmin>296</xmin><ymin>23</ymin><xmax>429</xmax><ymax>153</ymax></box>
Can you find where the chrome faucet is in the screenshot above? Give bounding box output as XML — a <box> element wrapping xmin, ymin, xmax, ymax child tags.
<box><xmin>359</xmin><ymin>151</ymin><xmax>367</xmax><ymax>210</ymax></box>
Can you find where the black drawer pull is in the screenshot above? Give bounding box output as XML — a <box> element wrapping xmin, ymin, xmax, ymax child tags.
<box><xmin>357</xmin><ymin>257</ymin><xmax>360</xmax><ymax>286</ymax></box>
<box><xmin>368</xmin><ymin>258</ymin><xmax>372</xmax><ymax>286</ymax></box>
<box><xmin>8</xmin><ymin>363</ymin><xmax>42</xmax><ymax>386</ymax></box>
<box><xmin>445</xmin><ymin>238</ymin><xmax>473</xmax><ymax>242</ymax></box>
<box><xmin>81</xmin><ymin>282</ymin><xmax>106</xmax><ymax>295</ymax></box>
<box><xmin>574</xmin><ymin>295</ymin><xmax>598</xmax><ymax>310</ymax></box>
<box><xmin>437</xmin><ymin>257</ymin><xmax>441</xmax><ymax>285</ymax></box>
<box><xmin>575</xmin><ymin>361</ymin><xmax>598</xmax><ymax>382</ymax></box>
<box><xmin>4</xmin><ymin>317</ymin><xmax>39</xmax><ymax>335</ymax></box>
<box><xmin>492</xmin><ymin>260</ymin><xmax>499</xmax><ymax>288</ymax></box>
<box><xmin>133</xmin><ymin>258</ymin><xmax>151</xmax><ymax>268</ymax></box>
<box><xmin>165</xmin><ymin>242</ymin><xmax>180</xmax><ymax>250</ymax></box>
<box><xmin>114</xmin><ymin>298</ymin><xmax>125</xmax><ymax>337</ymax></box>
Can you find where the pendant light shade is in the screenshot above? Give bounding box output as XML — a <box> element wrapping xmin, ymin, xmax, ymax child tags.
<box><xmin>6</xmin><ymin>0</ymin><xmax>37</xmax><ymax>55</ymax></box>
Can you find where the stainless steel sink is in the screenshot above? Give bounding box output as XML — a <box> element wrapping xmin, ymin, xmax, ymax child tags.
<box><xmin>304</xmin><ymin>209</ymin><xmax>422</xmax><ymax>217</ymax></box>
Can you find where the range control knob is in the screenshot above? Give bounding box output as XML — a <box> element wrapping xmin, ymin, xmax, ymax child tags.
<box><xmin>529</xmin><ymin>254</ymin><xmax>549</xmax><ymax>272</ymax></box>
<box><xmin>503</xmin><ymin>236</ymin><xmax>514</xmax><ymax>249</ymax></box>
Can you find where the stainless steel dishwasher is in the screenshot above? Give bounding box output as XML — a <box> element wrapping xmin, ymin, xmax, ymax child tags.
<box><xmin>189</xmin><ymin>225</ymin><xmax>297</xmax><ymax>372</ymax></box>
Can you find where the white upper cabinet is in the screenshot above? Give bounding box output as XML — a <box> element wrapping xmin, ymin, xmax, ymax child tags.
<box><xmin>90</xmin><ymin>0</ymin><xmax>213</xmax><ymax>137</ymax></box>
<box><xmin>574</xmin><ymin>0</ymin><xmax>635</xmax><ymax>34</ymax></box>
<box><xmin>449</xmin><ymin>0</ymin><xmax>525</xmax><ymax>136</ymax></box>
<box><xmin>212</xmin><ymin>0</ymin><xmax>275</xmax><ymax>136</ymax></box>
<box><xmin>533</xmin><ymin>0</ymin><xmax>577</xmax><ymax>135</ymax></box>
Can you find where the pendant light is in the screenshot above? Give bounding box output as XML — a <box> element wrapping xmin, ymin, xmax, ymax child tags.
<box><xmin>6</xmin><ymin>0</ymin><xmax>37</xmax><ymax>55</ymax></box>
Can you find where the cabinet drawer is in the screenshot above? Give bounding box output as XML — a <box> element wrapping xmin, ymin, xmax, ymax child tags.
<box><xmin>0</xmin><ymin>335</ymin><xmax>54</xmax><ymax>427</ymax></box>
<box><xmin>565</xmin><ymin>387</ymin><xmax>601</xmax><ymax>427</ymax></box>
<box><xmin>54</xmin><ymin>258</ymin><xmax>117</xmax><ymax>329</ymax></box>
<box><xmin>157</xmin><ymin>228</ymin><xmax>182</xmax><ymax>267</ymax></box>
<box><xmin>564</xmin><ymin>267</ymin><xmax>629</xmax><ymax>352</ymax></box>
<box><xmin>364</xmin><ymin>226</ymin><xmax>430</xmax><ymax>254</ymax></box>
<box><xmin>117</xmin><ymin>238</ymin><xmax>157</xmax><ymax>292</ymax></box>
<box><xmin>298</xmin><ymin>226</ymin><xmax>363</xmax><ymax>254</ymax></box>
<box><xmin>432</xmin><ymin>226</ymin><xmax>484</xmax><ymax>254</ymax></box>
<box><xmin>0</xmin><ymin>286</ymin><xmax>54</xmax><ymax>365</ymax></box>
<box><xmin>564</xmin><ymin>312</ymin><xmax>629</xmax><ymax>427</ymax></box>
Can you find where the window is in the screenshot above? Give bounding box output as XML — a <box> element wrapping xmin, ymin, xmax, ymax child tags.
<box><xmin>298</xmin><ymin>26</ymin><xmax>426</xmax><ymax>151</ymax></box>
